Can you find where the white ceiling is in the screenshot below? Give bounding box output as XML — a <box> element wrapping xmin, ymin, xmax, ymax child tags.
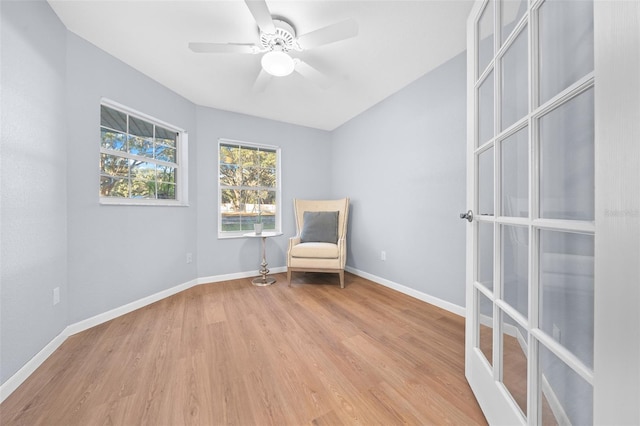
<box><xmin>47</xmin><ymin>0</ymin><xmax>473</xmax><ymax>131</ymax></box>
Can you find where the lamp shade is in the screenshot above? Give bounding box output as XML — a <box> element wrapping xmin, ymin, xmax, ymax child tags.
<box><xmin>261</xmin><ymin>51</ymin><xmax>295</xmax><ymax>77</ymax></box>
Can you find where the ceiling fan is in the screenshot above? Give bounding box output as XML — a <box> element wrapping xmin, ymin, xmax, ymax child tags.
<box><xmin>188</xmin><ymin>0</ymin><xmax>358</xmax><ymax>91</ymax></box>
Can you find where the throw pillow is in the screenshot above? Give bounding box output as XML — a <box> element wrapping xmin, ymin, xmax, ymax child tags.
<box><xmin>300</xmin><ymin>211</ymin><xmax>339</xmax><ymax>243</ymax></box>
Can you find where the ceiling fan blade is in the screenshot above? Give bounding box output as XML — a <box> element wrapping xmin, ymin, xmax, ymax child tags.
<box><xmin>297</xmin><ymin>19</ymin><xmax>358</xmax><ymax>50</ymax></box>
<box><xmin>189</xmin><ymin>42</ymin><xmax>258</xmax><ymax>54</ymax></box>
<box><xmin>253</xmin><ymin>68</ymin><xmax>272</xmax><ymax>92</ymax></box>
<box><xmin>294</xmin><ymin>60</ymin><xmax>331</xmax><ymax>89</ymax></box>
<box><xmin>244</xmin><ymin>0</ymin><xmax>276</xmax><ymax>34</ymax></box>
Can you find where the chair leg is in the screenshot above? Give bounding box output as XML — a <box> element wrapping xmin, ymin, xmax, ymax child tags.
<box><xmin>287</xmin><ymin>269</ymin><xmax>292</xmax><ymax>287</ymax></box>
<box><xmin>339</xmin><ymin>270</ymin><xmax>344</xmax><ymax>288</ymax></box>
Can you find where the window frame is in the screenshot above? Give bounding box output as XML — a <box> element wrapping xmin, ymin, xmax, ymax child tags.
<box><xmin>99</xmin><ymin>98</ymin><xmax>189</xmax><ymax>206</ymax></box>
<box><xmin>217</xmin><ymin>138</ymin><xmax>282</xmax><ymax>239</ymax></box>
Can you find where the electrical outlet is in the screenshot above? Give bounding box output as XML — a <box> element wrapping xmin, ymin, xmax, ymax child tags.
<box><xmin>381</xmin><ymin>250</ymin><xmax>386</xmax><ymax>261</ymax></box>
<box><xmin>186</xmin><ymin>252</ymin><xmax>193</xmax><ymax>264</ymax></box>
<box><xmin>53</xmin><ymin>287</ymin><xmax>60</xmax><ymax>305</ymax></box>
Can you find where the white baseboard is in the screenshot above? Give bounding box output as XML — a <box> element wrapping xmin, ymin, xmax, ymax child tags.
<box><xmin>1</xmin><ymin>265</ymin><xmax>455</xmax><ymax>402</ymax></box>
<box><xmin>0</xmin><ymin>268</ymin><xmax>292</xmax><ymax>402</ymax></box>
<box><xmin>0</xmin><ymin>330</ymin><xmax>68</xmax><ymax>402</ymax></box>
<box><xmin>1</xmin><ymin>277</ymin><xmax>201</xmax><ymax>403</ymax></box>
<box><xmin>541</xmin><ymin>372</ymin><xmax>572</xmax><ymax>425</ymax></box>
<box><xmin>197</xmin><ymin>266</ymin><xmax>287</xmax><ymax>285</ymax></box>
<box><xmin>345</xmin><ymin>266</ymin><xmax>466</xmax><ymax>317</ymax></box>
<box><xmin>65</xmin><ymin>278</ymin><xmax>199</xmax><ymax>336</ymax></box>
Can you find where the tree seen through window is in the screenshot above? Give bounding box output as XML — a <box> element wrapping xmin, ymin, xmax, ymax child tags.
<box><xmin>219</xmin><ymin>142</ymin><xmax>278</xmax><ymax>233</ymax></box>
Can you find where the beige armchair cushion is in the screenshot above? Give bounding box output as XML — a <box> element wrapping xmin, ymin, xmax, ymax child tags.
<box><xmin>290</xmin><ymin>242</ymin><xmax>339</xmax><ymax>259</ymax></box>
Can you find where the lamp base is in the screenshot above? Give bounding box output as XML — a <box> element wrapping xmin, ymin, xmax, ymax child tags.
<box><xmin>252</xmin><ymin>276</ymin><xmax>276</xmax><ymax>286</ymax></box>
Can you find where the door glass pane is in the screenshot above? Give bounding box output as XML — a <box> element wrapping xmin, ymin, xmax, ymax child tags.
<box><xmin>478</xmin><ymin>71</ymin><xmax>494</xmax><ymax>146</ymax></box>
<box><xmin>538</xmin><ymin>0</ymin><xmax>594</xmax><ymax>104</ymax></box>
<box><xmin>501</xmin><ymin>309</ymin><xmax>528</xmax><ymax>417</ymax></box>
<box><xmin>478</xmin><ymin>290</ymin><xmax>494</xmax><ymax>367</ymax></box>
<box><xmin>501</xmin><ymin>26</ymin><xmax>528</xmax><ymax>131</ymax></box>
<box><xmin>501</xmin><ymin>127</ymin><xmax>528</xmax><ymax>217</ymax></box>
<box><xmin>540</xmin><ymin>88</ymin><xmax>594</xmax><ymax>220</ymax></box>
<box><xmin>478</xmin><ymin>148</ymin><xmax>494</xmax><ymax>216</ymax></box>
<box><xmin>478</xmin><ymin>222</ymin><xmax>494</xmax><ymax>291</ymax></box>
<box><xmin>539</xmin><ymin>343</ymin><xmax>593</xmax><ymax>425</ymax></box>
<box><xmin>539</xmin><ymin>230</ymin><xmax>594</xmax><ymax>369</ymax></box>
<box><xmin>501</xmin><ymin>0</ymin><xmax>526</xmax><ymax>45</ymax></box>
<box><xmin>502</xmin><ymin>225</ymin><xmax>528</xmax><ymax>318</ymax></box>
<box><xmin>478</xmin><ymin>0</ymin><xmax>494</xmax><ymax>76</ymax></box>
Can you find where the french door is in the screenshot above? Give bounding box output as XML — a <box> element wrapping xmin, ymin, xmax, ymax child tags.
<box><xmin>465</xmin><ymin>0</ymin><xmax>596</xmax><ymax>424</ymax></box>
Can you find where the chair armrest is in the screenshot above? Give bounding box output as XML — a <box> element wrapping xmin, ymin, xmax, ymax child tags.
<box><xmin>337</xmin><ymin>236</ymin><xmax>347</xmax><ymax>267</ymax></box>
<box><xmin>288</xmin><ymin>235</ymin><xmax>301</xmax><ymax>250</ymax></box>
<box><xmin>287</xmin><ymin>236</ymin><xmax>301</xmax><ymax>267</ymax></box>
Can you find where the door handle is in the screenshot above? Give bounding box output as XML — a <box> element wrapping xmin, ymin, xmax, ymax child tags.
<box><xmin>460</xmin><ymin>210</ymin><xmax>473</xmax><ymax>222</ymax></box>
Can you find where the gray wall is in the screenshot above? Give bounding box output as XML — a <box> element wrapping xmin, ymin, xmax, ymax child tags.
<box><xmin>331</xmin><ymin>52</ymin><xmax>468</xmax><ymax>306</ymax></box>
<box><xmin>65</xmin><ymin>33</ymin><xmax>199</xmax><ymax>323</ymax></box>
<box><xmin>0</xmin><ymin>0</ymin><xmax>69</xmax><ymax>384</ymax></box>
<box><xmin>195</xmin><ymin>107</ymin><xmax>332</xmax><ymax>278</ymax></box>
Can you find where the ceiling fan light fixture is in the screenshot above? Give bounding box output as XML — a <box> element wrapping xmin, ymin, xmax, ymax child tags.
<box><xmin>261</xmin><ymin>50</ymin><xmax>295</xmax><ymax>77</ymax></box>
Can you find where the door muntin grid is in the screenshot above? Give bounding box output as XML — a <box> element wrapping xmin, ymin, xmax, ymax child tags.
<box><xmin>470</xmin><ymin>0</ymin><xmax>595</xmax><ymax>423</ymax></box>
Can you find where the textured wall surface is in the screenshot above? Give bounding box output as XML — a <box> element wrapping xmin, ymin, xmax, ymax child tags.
<box><xmin>331</xmin><ymin>52</ymin><xmax>468</xmax><ymax>306</ymax></box>
<box><xmin>1</xmin><ymin>0</ymin><xmax>69</xmax><ymax>383</ymax></box>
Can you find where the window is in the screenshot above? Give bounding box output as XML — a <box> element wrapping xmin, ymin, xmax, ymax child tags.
<box><xmin>99</xmin><ymin>100</ymin><xmax>188</xmax><ymax>205</ymax></box>
<box><xmin>218</xmin><ymin>139</ymin><xmax>280</xmax><ymax>237</ymax></box>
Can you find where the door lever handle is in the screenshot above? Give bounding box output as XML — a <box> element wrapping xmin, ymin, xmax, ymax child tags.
<box><xmin>460</xmin><ymin>210</ymin><xmax>473</xmax><ymax>222</ymax></box>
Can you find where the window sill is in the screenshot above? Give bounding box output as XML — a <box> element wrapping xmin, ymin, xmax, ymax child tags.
<box><xmin>218</xmin><ymin>231</ymin><xmax>281</xmax><ymax>240</ymax></box>
<box><xmin>100</xmin><ymin>198</ymin><xmax>189</xmax><ymax>207</ymax></box>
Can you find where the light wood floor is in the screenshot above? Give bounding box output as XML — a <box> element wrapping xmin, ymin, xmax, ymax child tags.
<box><xmin>1</xmin><ymin>272</ymin><xmax>487</xmax><ymax>425</ymax></box>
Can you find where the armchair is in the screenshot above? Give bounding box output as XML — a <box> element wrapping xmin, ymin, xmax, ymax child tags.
<box><xmin>287</xmin><ymin>198</ymin><xmax>350</xmax><ymax>288</ymax></box>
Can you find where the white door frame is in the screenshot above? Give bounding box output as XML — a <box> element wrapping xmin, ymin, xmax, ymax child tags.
<box><xmin>593</xmin><ymin>1</ymin><xmax>640</xmax><ymax>424</ymax></box>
